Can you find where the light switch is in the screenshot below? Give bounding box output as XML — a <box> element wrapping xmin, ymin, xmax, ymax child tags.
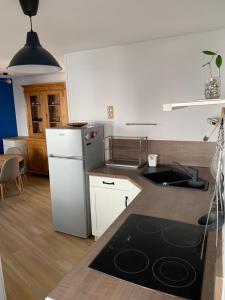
<box><xmin>107</xmin><ymin>106</ymin><xmax>114</xmax><ymax>119</ymax></box>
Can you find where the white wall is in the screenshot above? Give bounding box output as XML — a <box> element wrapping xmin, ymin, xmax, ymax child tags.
<box><xmin>13</xmin><ymin>29</ymin><xmax>225</xmax><ymax>140</ymax></box>
<box><xmin>65</xmin><ymin>29</ymin><xmax>225</xmax><ymax>141</ymax></box>
<box><xmin>13</xmin><ymin>72</ymin><xmax>66</xmax><ymax>136</ymax></box>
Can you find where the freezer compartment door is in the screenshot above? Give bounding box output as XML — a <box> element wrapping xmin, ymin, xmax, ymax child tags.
<box><xmin>46</xmin><ymin>129</ymin><xmax>83</xmax><ymax>157</ymax></box>
<box><xmin>48</xmin><ymin>156</ymin><xmax>90</xmax><ymax>237</ymax></box>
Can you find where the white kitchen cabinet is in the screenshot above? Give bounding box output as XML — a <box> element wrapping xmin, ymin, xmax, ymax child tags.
<box><xmin>89</xmin><ymin>176</ymin><xmax>141</xmax><ymax>239</ymax></box>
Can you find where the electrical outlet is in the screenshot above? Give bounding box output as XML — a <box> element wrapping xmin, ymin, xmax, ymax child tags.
<box><xmin>107</xmin><ymin>106</ymin><xmax>114</xmax><ymax>119</ymax></box>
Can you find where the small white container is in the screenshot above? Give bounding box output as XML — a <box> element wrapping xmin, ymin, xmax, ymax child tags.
<box><xmin>148</xmin><ymin>154</ymin><xmax>158</xmax><ymax>167</ymax></box>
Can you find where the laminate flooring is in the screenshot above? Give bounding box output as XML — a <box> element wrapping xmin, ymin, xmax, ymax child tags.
<box><xmin>0</xmin><ymin>176</ymin><xmax>94</xmax><ymax>300</ymax></box>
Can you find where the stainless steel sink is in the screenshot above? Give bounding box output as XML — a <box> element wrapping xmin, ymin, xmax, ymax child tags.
<box><xmin>141</xmin><ymin>166</ymin><xmax>209</xmax><ymax>191</ymax></box>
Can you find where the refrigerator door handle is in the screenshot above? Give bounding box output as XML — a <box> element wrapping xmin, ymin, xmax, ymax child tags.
<box><xmin>49</xmin><ymin>154</ymin><xmax>84</xmax><ymax>160</ymax></box>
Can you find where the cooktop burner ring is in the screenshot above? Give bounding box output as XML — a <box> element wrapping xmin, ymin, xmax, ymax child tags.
<box><xmin>137</xmin><ymin>219</ymin><xmax>163</xmax><ymax>234</ymax></box>
<box><xmin>162</xmin><ymin>224</ymin><xmax>202</xmax><ymax>248</ymax></box>
<box><xmin>159</xmin><ymin>261</ymin><xmax>189</xmax><ymax>282</ymax></box>
<box><xmin>152</xmin><ymin>257</ymin><xmax>197</xmax><ymax>288</ymax></box>
<box><xmin>113</xmin><ymin>249</ymin><xmax>150</xmax><ymax>274</ymax></box>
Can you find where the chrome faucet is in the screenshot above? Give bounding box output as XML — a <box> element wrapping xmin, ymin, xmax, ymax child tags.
<box><xmin>173</xmin><ymin>161</ymin><xmax>199</xmax><ymax>182</ymax></box>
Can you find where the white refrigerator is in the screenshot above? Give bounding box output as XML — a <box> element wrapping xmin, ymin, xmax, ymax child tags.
<box><xmin>46</xmin><ymin>125</ymin><xmax>104</xmax><ymax>238</ymax></box>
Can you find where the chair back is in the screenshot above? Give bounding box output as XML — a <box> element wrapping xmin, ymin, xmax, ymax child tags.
<box><xmin>0</xmin><ymin>158</ymin><xmax>19</xmax><ymax>183</ymax></box>
<box><xmin>5</xmin><ymin>147</ymin><xmax>22</xmax><ymax>155</ymax></box>
<box><xmin>5</xmin><ymin>148</ymin><xmax>25</xmax><ymax>172</ymax></box>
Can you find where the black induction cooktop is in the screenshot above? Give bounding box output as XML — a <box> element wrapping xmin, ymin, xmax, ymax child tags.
<box><xmin>89</xmin><ymin>214</ymin><xmax>207</xmax><ymax>300</ymax></box>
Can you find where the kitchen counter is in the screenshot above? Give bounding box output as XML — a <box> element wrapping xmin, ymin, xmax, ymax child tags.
<box><xmin>48</xmin><ymin>165</ymin><xmax>222</xmax><ymax>300</ymax></box>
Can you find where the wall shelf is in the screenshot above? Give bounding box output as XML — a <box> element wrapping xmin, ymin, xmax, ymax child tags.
<box><xmin>125</xmin><ymin>123</ymin><xmax>157</xmax><ymax>126</ymax></box>
<box><xmin>163</xmin><ymin>99</ymin><xmax>225</xmax><ymax>112</ymax></box>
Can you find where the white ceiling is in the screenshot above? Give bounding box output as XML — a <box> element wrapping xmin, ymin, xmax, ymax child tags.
<box><xmin>1</xmin><ymin>0</ymin><xmax>225</xmax><ymax>74</ymax></box>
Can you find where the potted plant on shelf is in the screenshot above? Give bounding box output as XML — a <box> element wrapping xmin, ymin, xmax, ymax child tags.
<box><xmin>202</xmin><ymin>50</ymin><xmax>223</xmax><ymax>99</ymax></box>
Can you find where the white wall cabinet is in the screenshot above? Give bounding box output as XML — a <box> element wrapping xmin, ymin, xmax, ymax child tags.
<box><xmin>89</xmin><ymin>176</ymin><xmax>141</xmax><ymax>239</ymax></box>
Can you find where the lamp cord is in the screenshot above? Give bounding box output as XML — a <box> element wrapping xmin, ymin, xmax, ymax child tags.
<box><xmin>30</xmin><ymin>16</ymin><xmax>33</xmax><ymax>32</ymax></box>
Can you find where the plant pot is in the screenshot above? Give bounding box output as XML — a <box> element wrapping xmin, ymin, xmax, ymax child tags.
<box><xmin>198</xmin><ymin>211</ymin><xmax>224</xmax><ymax>231</ymax></box>
<box><xmin>205</xmin><ymin>77</ymin><xmax>221</xmax><ymax>99</ymax></box>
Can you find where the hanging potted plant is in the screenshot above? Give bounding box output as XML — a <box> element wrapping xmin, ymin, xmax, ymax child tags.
<box><xmin>202</xmin><ymin>50</ymin><xmax>222</xmax><ymax>99</ymax></box>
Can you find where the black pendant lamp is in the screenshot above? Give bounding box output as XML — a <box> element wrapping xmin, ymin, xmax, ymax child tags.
<box><xmin>7</xmin><ymin>0</ymin><xmax>62</xmax><ymax>74</ymax></box>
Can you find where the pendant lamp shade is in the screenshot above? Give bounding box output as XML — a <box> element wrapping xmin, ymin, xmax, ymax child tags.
<box><xmin>19</xmin><ymin>0</ymin><xmax>39</xmax><ymax>16</ymax></box>
<box><xmin>7</xmin><ymin>31</ymin><xmax>62</xmax><ymax>74</ymax></box>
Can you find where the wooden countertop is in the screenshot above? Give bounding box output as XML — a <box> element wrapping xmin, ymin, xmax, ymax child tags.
<box><xmin>48</xmin><ymin>165</ymin><xmax>221</xmax><ymax>300</ymax></box>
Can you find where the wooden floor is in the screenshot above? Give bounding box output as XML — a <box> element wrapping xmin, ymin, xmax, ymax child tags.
<box><xmin>0</xmin><ymin>176</ymin><xmax>94</xmax><ymax>300</ymax></box>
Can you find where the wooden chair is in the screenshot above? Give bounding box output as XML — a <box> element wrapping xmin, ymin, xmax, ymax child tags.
<box><xmin>0</xmin><ymin>157</ymin><xmax>21</xmax><ymax>200</ymax></box>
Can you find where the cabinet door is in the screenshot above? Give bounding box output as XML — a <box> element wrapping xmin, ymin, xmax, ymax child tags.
<box><xmin>90</xmin><ymin>187</ymin><xmax>129</xmax><ymax>238</ymax></box>
<box><xmin>26</xmin><ymin>92</ymin><xmax>47</xmax><ymax>138</ymax></box>
<box><xmin>45</xmin><ymin>90</ymin><xmax>68</xmax><ymax>128</ymax></box>
<box><xmin>27</xmin><ymin>140</ymin><xmax>48</xmax><ymax>174</ymax></box>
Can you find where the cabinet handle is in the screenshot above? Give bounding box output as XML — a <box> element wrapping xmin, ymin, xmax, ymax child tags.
<box><xmin>102</xmin><ymin>181</ymin><xmax>115</xmax><ymax>185</ymax></box>
<box><xmin>125</xmin><ymin>196</ymin><xmax>128</xmax><ymax>208</ymax></box>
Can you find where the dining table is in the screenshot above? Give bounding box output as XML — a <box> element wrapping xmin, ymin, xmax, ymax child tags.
<box><xmin>0</xmin><ymin>154</ymin><xmax>24</xmax><ymax>169</ymax></box>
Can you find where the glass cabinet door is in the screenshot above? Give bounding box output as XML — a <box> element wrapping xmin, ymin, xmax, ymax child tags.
<box><xmin>28</xmin><ymin>94</ymin><xmax>46</xmax><ymax>137</ymax></box>
<box><xmin>46</xmin><ymin>92</ymin><xmax>63</xmax><ymax>128</ymax></box>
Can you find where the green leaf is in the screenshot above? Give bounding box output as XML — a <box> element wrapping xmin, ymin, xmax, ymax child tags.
<box><xmin>202</xmin><ymin>50</ymin><xmax>217</xmax><ymax>55</ymax></box>
<box><xmin>216</xmin><ymin>55</ymin><xmax>222</xmax><ymax>68</ymax></box>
